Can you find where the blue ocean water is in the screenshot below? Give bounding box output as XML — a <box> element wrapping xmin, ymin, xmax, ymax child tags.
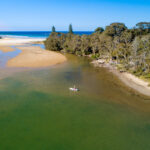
<box><xmin>0</xmin><ymin>31</ymin><xmax>93</xmax><ymax>39</ymax></box>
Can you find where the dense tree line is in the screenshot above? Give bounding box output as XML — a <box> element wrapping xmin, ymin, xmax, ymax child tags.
<box><xmin>44</xmin><ymin>22</ymin><xmax>150</xmax><ymax>76</ymax></box>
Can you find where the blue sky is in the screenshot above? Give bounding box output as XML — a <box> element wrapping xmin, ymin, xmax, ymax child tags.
<box><xmin>0</xmin><ymin>0</ymin><xmax>150</xmax><ymax>31</ymax></box>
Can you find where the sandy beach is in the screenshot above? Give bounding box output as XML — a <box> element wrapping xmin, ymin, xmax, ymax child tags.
<box><xmin>0</xmin><ymin>46</ymin><xmax>15</xmax><ymax>52</ymax></box>
<box><xmin>92</xmin><ymin>60</ymin><xmax>150</xmax><ymax>97</ymax></box>
<box><xmin>0</xmin><ymin>37</ymin><xmax>67</xmax><ymax>68</ymax></box>
<box><xmin>7</xmin><ymin>46</ymin><xmax>67</xmax><ymax>68</ymax></box>
<box><xmin>0</xmin><ymin>37</ymin><xmax>150</xmax><ymax>97</ymax></box>
<box><xmin>0</xmin><ymin>37</ymin><xmax>44</xmax><ymax>45</ymax></box>
<box><xmin>113</xmin><ymin>70</ymin><xmax>150</xmax><ymax>97</ymax></box>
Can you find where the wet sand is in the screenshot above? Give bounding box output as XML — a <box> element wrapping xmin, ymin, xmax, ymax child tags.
<box><xmin>92</xmin><ymin>60</ymin><xmax>150</xmax><ymax>97</ymax></box>
<box><xmin>0</xmin><ymin>38</ymin><xmax>66</xmax><ymax>68</ymax></box>
<box><xmin>0</xmin><ymin>46</ymin><xmax>15</xmax><ymax>52</ymax></box>
<box><xmin>115</xmin><ymin>71</ymin><xmax>150</xmax><ymax>97</ymax></box>
<box><xmin>0</xmin><ymin>37</ymin><xmax>150</xmax><ymax>97</ymax></box>
<box><xmin>7</xmin><ymin>46</ymin><xmax>67</xmax><ymax>68</ymax></box>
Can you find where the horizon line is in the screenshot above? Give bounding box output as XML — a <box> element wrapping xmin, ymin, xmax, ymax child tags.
<box><xmin>0</xmin><ymin>26</ymin><xmax>137</xmax><ymax>32</ymax></box>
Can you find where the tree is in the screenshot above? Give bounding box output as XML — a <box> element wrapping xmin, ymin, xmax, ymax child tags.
<box><xmin>69</xmin><ymin>24</ymin><xmax>73</xmax><ymax>34</ymax></box>
<box><xmin>136</xmin><ymin>22</ymin><xmax>150</xmax><ymax>30</ymax></box>
<box><xmin>95</xmin><ymin>27</ymin><xmax>104</xmax><ymax>33</ymax></box>
<box><xmin>52</xmin><ymin>26</ymin><xmax>56</xmax><ymax>32</ymax></box>
<box><xmin>105</xmin><ymin>23</ymin><xmax>127</xmax><ymax>36</ymax></box>
<box><xmin>44</xmin><ymin>22</ymin><xmax>150</xmax><ymax>77</ymax></box>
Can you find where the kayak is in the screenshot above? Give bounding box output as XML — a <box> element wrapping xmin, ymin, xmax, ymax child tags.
<box><xmin>69</xmin><ymin>87</ymin><xmax>79</xmax><ymax>92</ymax></box>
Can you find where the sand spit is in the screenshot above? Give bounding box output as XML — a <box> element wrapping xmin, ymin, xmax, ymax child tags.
<box><xmin>7</xmin><ymin>46</ymin><xmax>67</xmax><ymax>68</ymax></box>
<box><xmin>0</xmin><ymin>46</ymin><xmax>15</xmax><ymax>52</ymax></box>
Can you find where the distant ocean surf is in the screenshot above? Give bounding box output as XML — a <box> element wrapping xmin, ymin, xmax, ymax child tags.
<box><xmin>0</xmin><ymin>31</ymin><xmax>93</xmax><ymax>39</ymax></box>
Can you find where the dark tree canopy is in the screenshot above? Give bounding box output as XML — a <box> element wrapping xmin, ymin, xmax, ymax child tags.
<box><xmin>95</xmin><ymin>27</ymin><xmax>104</xmax><ymax>33</ymax></box>
<box><xmin>69</xmin><ymin>24</ymin><xmax>73</xmax><ymax>34</ymax></box>
<box><xmin>105</xmin><ymin>23</ymin><xmax>127</xmax><ymax>36</ymax></box>
<box><xmin>136</xmin><ymin>22</ymin><xmax>150</xmax><ymax>30</ymax></box>
<box><xmin>45</xmin><ymin>22</ymin><xmax>150</xmax><ymax>77</ymax></box>
<box><xmin>52</xmin><ymin>26</ymin><xmax>56</xmax><ymax>32</ymax></box>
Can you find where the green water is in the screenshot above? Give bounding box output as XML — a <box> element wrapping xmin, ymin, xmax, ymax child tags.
<box><xmin>0</xmin><ymin>54</ymin><xmax>150</xmax><ymax>150</ymax></box>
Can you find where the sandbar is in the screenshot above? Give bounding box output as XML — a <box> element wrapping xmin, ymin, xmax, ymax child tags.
<box><xmin>7</xmin><ymin>46</ymin><xmax>67</xmax><ymax>68</ymax></box>
<box><xmin>0</xmin><ymin>46</ymin><xmax>15</xmax><ymax>52</ymax></box>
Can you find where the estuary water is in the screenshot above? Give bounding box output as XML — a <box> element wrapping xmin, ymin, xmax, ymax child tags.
<box><xmin>0</xmin><ymin>51</ymin><xmax>150</xmax><ymax>150</ymax></box>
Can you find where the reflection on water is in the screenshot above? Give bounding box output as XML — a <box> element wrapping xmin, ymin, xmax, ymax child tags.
<box><xmin>0</xmin><ymin>47</ymin><xmax>150</xmax><ymax>150</ymax></box>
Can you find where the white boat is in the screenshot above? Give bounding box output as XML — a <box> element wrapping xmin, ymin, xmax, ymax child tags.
<box><xmin>69</xmin><ymin>85</ymin><xmax>79</xmax><ymax>92</ymax></box>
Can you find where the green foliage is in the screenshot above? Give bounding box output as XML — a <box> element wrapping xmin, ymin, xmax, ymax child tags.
<box><xmin>95</xmin><ymin>27</ymin><xmax>104</xmax><ymax>33</ymax></box>
<box><xmin>69</xmin><ymin>24</ymin><xmax>73</xmax><ymax>34</ymax></box>
<box><xmin>44</xmin><ymin>32</ymin><xmax>65</xmax><ymax>51</ymax></box>
<box><xmin>142</xmin><ymin>74</ymin><xmax>150</xmax><ymax>79</ymax></box>
<box><xmin>45</xmin><ymin>22</ymin><xmax>150</xmax><ymax>76</ymax></box>
<box><xmin>136</xmin><ymin>22</ymin><xmax>150</xmax><ymax>30</ymax></box>
<box><xmin>91</xmin><ymin>54</ymin><xmax>100</xmax><ymax>59</ymax></box>
<box><xmin>52</xmin><ymin>26</ymin><xmax>56</xmax><ymax>32</ymax></box>
<box><xmin>105</xmin><ymin>23</ymin><xmax>127</xmax><ymax>36</ymax></box>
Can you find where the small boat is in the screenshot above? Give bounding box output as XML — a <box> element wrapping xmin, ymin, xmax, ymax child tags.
<box><xmin>69</xmin><ymin>85</ymin><xmax>79</xmax><ymax>92</ymax></box>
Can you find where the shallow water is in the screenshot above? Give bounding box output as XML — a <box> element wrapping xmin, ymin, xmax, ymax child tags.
<box><xmin>0</xmin><ymin>51</ymin><xmax>150</xmax><ymax>150</ymax></box>
<box><xmin>0</xmin><ymin>46</ymin><xmax>21</xmax><ymax>68</ymax></box>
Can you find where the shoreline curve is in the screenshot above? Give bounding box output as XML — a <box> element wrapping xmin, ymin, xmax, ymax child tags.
<box><xmin>7</xmin><ymin>46</ymin><xmax>67</xmax><ymax>68</ymax></box>
<box><xmin>92</xmin><ymin>60</ymin><xmax>150</xmax><ymax>97</ymax></box>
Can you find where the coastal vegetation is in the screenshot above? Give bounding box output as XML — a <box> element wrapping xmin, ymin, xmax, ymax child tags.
<box><xmin>44</xmin><ymin>22</ymin><xmax>150</xmax><ymax>79</ymax></box>
<box><xmin>69</xmin><ymin>24</ymin><xmax>73</xmax><ymax>34</ymax></box>
<box><xmin>52</xmin><ymin>26</ymin><xmax>56</xmax><ymax>33</ymax></box>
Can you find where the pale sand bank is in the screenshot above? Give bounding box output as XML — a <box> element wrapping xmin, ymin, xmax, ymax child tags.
<box><xmin>92</xmin><ymin>60</ymin><xmax>150</xmax><ymax>97</ymax></box>
<box><xmin>0</xmin><ymin>46</ymin><xmax>15</xmax><ymax>52</ymax></box>
<box><xmin>7</xmin><ymin>46</ymin><xmax>67</xmax><ymax>68</ymax></box>
<box><xmin>113</xmin><ymin>70</ymin><xmax>150</xmax><ymax>97</ymax></box>
<box><xmin>0</xmin><ymin>37</ymin><xmax>45</xmax><ymax>45</ymax></box>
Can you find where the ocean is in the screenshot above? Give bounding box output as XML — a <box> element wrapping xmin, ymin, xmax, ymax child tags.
<box><xmin>0</xmin><ymin>31</ymin><xmax>93</xmax><ymax>39</ymax></box>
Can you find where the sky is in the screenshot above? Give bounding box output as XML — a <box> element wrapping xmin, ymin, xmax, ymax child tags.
<box><xmin>0</xmin><ymin>0</ymin><xmax>150</xmax><ymax>31</ymax></box>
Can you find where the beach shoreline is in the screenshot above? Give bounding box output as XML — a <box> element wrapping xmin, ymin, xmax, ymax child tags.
<box><xmin>92</xmin><ymin>59</ymin><xmax>150</xmax><ymax>97</ymax></box>
<box><xmin>0</xmin><ymin>37</ymin><xmax>45</xmax><ymax>45</ymax></box>
<box><xmin>1</xmin><ymin>37</ymin><xmax>150</xmax><ymax>97</ymax></box>
<box><xmin>0</xmin><ymin>37</ymin><xmax>67</xmax><ymax>68</ymax></box>
<box><xmin>0</xmin><ymin>46</ymin><xmax>15</xmax><ymax>52</ymax></box>
<box><xmin>7</xmin><ymin>46</ymin><xmax>67</xmax><ymax>68</ymax></box>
